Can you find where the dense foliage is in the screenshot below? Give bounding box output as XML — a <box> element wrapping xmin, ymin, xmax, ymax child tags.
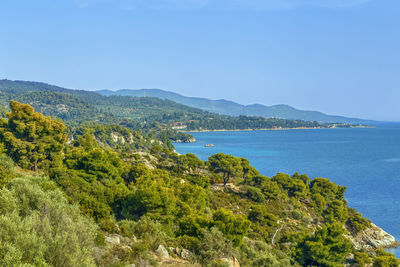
<box><xmin>0</xmin><ymin>101</ymin><xmax>397</xmax><ymax>267</ymax></box>
<box><xmin>0</xmin><ymin>80</ymin><xmax>354</xmax><ymax>135</ymax></box>
<box><xmin>0</xmin><ymin>101</ymin><xmax>66</xmax><ymax>171</ymax></box>
<box><xmin>0</xmin><ymin>173</ymin><xmax>97</xmax><ymax>266</ymax></box>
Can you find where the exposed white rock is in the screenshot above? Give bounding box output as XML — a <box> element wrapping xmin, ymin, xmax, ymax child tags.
<box><xmin>180</xmin><ymin>249</ymin><xmax>193</xmax><ymax>260</ymax></box>
<box><xmin>105</xmin><ymin>234</ymin><xmax>121</xmax><ymax>245</ymax></box>
<box><xmin>173</xmin><ymin>137</ymin><xmax>197</xmax><ymax>143</ymax></box>
<box><xmin>111</xmin><ymin>132</ymin><xmax>126</xmax><ymax>144</ymax></box>
<box><xmin>218</xmin><ymin>256</ymin><xmax>240</xmax><ymax>267</ymax></box>
<box><xmin>155</xmin><ymin>244</ymin><xmax>170</xmax><ymax>259</ymax></box>
<box><xmin>346</xmin><ymin>223</ymin><xmax>399</xmax><ymax>250</ymax></box>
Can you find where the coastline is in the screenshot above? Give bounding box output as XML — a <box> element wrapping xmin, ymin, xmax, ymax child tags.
<box><xmin>183</xmin><ymin>125</ymin><xmax>371</xmax><ymax>133</ymax></box>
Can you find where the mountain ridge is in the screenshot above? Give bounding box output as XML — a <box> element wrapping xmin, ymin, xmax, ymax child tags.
<box><xmin>0</xmin><ymin>79</ymin><xmax>369</xmax><ymax>123</ymax></box>
<box><xmin>96</xmin><ymin>88</ymin><xmax>369</xmax><ymax>123</ymax></box>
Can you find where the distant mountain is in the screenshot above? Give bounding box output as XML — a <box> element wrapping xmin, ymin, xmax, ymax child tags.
<box><xmin>96</xmin><ymin>89</ymin><xmax>368</xmax><ymax>123</ymax></box>
<box><xmin>0</xmin><ymin>80</ymin><xmax>340</xmax><ymax>132</ymax></box>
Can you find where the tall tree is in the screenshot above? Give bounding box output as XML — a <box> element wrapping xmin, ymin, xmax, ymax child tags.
<box><xmin>0</xmin><ymin>101</ymin><xmax>66</xmax><ymax>171</ymax></box>
<box><xmin>208</xmin><ymin>153</ymin><xmax>243</xmax><ymax>186</ymax></box>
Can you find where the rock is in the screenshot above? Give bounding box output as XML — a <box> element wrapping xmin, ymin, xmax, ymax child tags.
<box><xmin>105</xmin><ymin>234</ymin><xmax>120</xmax><ymax>245</ymax></box>
<box><xmin>211</xmin><ymin>183</ymin><xmax>241</xmax><ymax>193</ymax></box>
<box><xmin>345</xmin><ymin>253</ymin><xmax>354</xmax><ymax>261</ymax></box>
<box><xmin>218</xmin><ymin>256</ymin><xmax>240</xmax><ymax>267</ymax></box>
<box><xmin>120</xmin><ymin>245</ymin><xmax>133</xmax><ymax>253</ymax></box>
<box><xmin>346</xmin><ymin>223</ymin><xmax>400</xmax><ymax>250</ymax></box>
<box><xmin>155</xmin><ymin>244</ymin><xmax>170</xmax><ymax>259</ymax></box>
<box><xmin>111</xmin><ymin>132</ymin><xmax>125</xmax><ymax>144</ymax></box>
<box><xmin>180</xmin><ymin>249</ymin><xmax>193</xmax><ymax>260</ymax></box>
<box><xmin>173</xmin><ymin>137</ymin><xmax>196</xmax><ymax>143</ymax></box>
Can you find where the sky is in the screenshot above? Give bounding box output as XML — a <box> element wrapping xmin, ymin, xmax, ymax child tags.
<box><xmin>0</xmin><ymin>0</ymin><xmax>399</xmax><ymax>121</ymax></box>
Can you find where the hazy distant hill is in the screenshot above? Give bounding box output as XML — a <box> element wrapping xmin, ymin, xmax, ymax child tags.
<box><xmin>97</xmin><ymin>88</ymin><xmax>367</xmax><ymax>123</ymax></box>
<box><xmin>0</xmin><ymin>79</ymin><xmax>337</xmax><ymax>132</ymax></box>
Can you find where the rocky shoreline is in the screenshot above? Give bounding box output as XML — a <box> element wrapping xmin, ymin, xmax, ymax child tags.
<box><xmin>347</xmin><ymin>223</ymin><xmax>399</xmax><ymax>251</ymax></box>
<box><xmin>183</xmin><ymin>125</ymin><xmax>371</xmax><ymax>133</ymax></box>
<box><xmin>172</xmin><ymin>137</ymin><xmax>197</xmax><ymax>143</ymax></box>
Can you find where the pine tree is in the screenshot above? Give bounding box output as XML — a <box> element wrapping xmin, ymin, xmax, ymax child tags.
<box><xmin>0</xmin><ymin>101</ymin><xmax>66</xmax><ymax>171</ymax></box>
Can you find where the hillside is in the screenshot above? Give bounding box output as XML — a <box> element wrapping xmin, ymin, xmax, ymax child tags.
<box><xmin>0</xmin><ymin>80</ymin><xmax>352</xmax><ymax>134</ymax></box>
<box><xmin>0</xmin><ymin>101</ymin><xmax>398</xmax><ymax>266</ymax></box>
<box><xmin>97</xmin><ymin>88</ymin><xmax>369</xmax><ymax>123</ymax></box>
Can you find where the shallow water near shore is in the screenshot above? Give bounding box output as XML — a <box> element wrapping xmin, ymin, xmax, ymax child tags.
<box><xmin>174</xmin><ymin>122</ymin><xmax>400</xmax><ymax>257</ymax></box>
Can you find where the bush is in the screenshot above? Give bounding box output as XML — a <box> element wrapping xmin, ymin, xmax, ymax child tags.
<box><xmin>244</xmin><ymin>186</ymin><xmax>265</xmax><ymax>203</ymax></box>
<box><xmin>373</xmin><ymin>249</ymin><xmax>400</xmax><ymax>267</ymax></box>
<box><xmin>291</xmin><ymin>210</ymin><xmax>302</xmax><ymax>220</ymax></box>
<box><xmin>353</xmin><ymin>251</ymin><xmax>371</xmax><ymax>266</ymax></box>
<box><xmin>0</xmin><ymin>175</ymin><xmax>97</xmax><ymax>266</ymax></box>
<box><xmin>260</xmin><ymin>179</ymin><xmax>283</xmax><ymax>200</ymax></box>
<box><xmin>346</xmin><ymin>208</ymin><xmax>371</xmax><ymax>234</ymax></box>
<box><xmin>323</xmin><ymin>200</ymin><xmax>348</xmax><ymax>223</ymax></box>
<box><xmin>198</xmin><ymin>227</ymin><xmax>233</xmax><ymax>264</ymax></box>
<box><xmin>238</xmin><ymin>238</ymin><xmax>292</xmax><ymax>267</ymax></box>
<box><xmin>294</xmin><ymin>223</ymin><xmax>352</xmax><ymax>266</ymax></box>
<box><xmin>0</xmin><ymin>155</ymin><xmax>15</xmax><ymax>185</ymax></box>
<box><xmin>212</xmin><ymin>208</ymin><xmax>251</xmax><ymax>247</ymax></box>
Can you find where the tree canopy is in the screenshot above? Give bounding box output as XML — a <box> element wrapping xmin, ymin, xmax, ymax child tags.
<box><xmin>208</xmin><ymin>153</ymin><xmax>243</xmax><ymax>186</ymax></box>
<box><xmin>0</xmin><ymin>101</ymin><xmax>66</xmax><ymax>171</ymax></box>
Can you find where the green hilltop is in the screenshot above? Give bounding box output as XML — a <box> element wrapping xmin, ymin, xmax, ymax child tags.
<box><xmin>96</xmin><ymin>88</ymin><xmax>369</xmax><ymax>124</ymax></box>
<box><xmin>0</xmin><ymin>79</ymin><xmax>357</xmax><ymax>137</ymax></box>
<box><xmin>0</xmin><ymin>97</ymin><xmax>397</xmax><ymax>266</ymax></box>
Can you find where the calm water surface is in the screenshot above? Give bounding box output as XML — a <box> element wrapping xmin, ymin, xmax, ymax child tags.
<box><xmin>174</xmin><ymin>123</ymin><xmax>400</xmax><ymax>257</ymax></box>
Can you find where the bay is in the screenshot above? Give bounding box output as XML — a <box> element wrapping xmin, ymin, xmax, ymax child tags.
<box><xmin>174</xmin><ymin>123</ymin><xmax>400</xmax><ymax>257</ymax></box>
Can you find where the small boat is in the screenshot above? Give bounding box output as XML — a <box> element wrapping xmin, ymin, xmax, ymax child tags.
<box><xmin>204</xmin><ymin>144</ymin><xmax>215</xmax><ymax>147</ymax></box>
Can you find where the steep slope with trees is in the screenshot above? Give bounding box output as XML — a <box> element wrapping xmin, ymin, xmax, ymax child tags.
<box><xmin>0</xmin><ymin>101</ymin><xmax>397</xmax><ymax>266</ymax></box>
<box><xmin>0</xmin><ymin>79</ymin><xmax>359</xmax><ymax>134</ymax></box>
<box><xmin>96</xmin><ymin>88</ymin><xmax>369</xmax><ymax>123</ymax></box>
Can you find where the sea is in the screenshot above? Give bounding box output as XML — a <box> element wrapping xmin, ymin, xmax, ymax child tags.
<box><xmin>174</xmin><ymin>122</ymin><xmax>400</xmax><ymax>257</ymax></box>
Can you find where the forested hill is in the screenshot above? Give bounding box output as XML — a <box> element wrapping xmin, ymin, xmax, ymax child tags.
<box><xmin>0</xmin><ymin>79</ymin><xmax>354</xmax><ymax>133</ymax></box>
<box><xmin>97</xmin><ymin>88</ymin><xmax>369</xmax><ymax>123</ymax></box>
<box><xmin>0</xmin><ymin>101</ymin><xmax>398</xmax><ymax>266</ymax></box>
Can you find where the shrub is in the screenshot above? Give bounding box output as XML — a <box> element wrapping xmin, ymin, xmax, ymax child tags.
<box><xmin>198</xmin><ymin>227</ymin><xmax>233</xmax><ymax>264</ymax></box>
<box><xmin>291</xmin><ymin>210</ymin><xmax>302</xmax><ymax>220</ymax></box>
<box><xmin>0</xmin><ymin>175</ymin><xmax>97</xmax><ymax>266</ymax></box>
<box><xmin>0</xmin><ymin>155</ymin><xmax>14</xmax><ymax>185</ymax></box>
<box><xmin>323</xmin><ymin>199</ymin><xmax>348</xmax><ymax>223</ymax></box>
<box><xmin>244</xmin><ymin>186</ymin><xmax>265</xmax><ymax>203</ymax></box>
<box><xmin>238</xmin><ymin>238</ymin><xmax>292</xmax><ymax>267</ymax></box>
<box><xmin>373</xmin><ymin>249</ymin><xmax>400</xmax><ymax>267</ymax></box>
<box><xmin>294</xmin><ymin>223</ymin><xmax>352</xmax><ymax>266</ymax></box>
<box><xmin>212</xmin><ymin>208</ymin><xmax>251</xmax><ymax>247</ymax></box>
<box><xmin>346</xmin><ymin>208</ymin><xmax>371</xmax><ymax>234</ymax></box>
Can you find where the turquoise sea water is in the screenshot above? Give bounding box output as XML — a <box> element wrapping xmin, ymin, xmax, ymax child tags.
<box><xmin>174</xmin><ymin>123</ymin><xmax>400</xmax><ymax>257</ymax></box>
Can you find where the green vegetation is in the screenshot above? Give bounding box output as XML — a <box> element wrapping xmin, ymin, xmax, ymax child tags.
<box><xmin>96</xmin><ymin>88</ymin><xmax>368</xmax><ymax>124</ymax></box>
<box><xmin>0</xmin><ymin>174</ymin><xmax>97</xmax><ymax>266</ymax></box>
<box><xmin>0</xmin><ymin>101</ymin><xmax>394</xmax><ymax>266</ymax></box>
<box><xmin>0</xmin><ymin>101</ymin><xmax>66</xmax><ymax>171</ymax></box>
<box><xmin>0</xmin><ymin>80</ymin><xmax>356</xmax><ymax>137</ymax></box>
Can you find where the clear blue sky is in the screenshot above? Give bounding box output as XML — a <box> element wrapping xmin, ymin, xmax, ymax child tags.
<box><xmin>1</xmin><ymin>0</ymin><xmax>399</xmax><ymax>121</ymax></box>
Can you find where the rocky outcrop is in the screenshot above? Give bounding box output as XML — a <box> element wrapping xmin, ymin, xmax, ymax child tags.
<box><xmin>211</xmin><ymin>183</ymin><xmax>241</xmax><ymax>194</ymax></box>
<box><xmin>218</xmin><ymin>256</ymin><xmax>240</xmax><ymax>267</ymax></box>
<box><xmin>169</xmin><ymin>247</ymin><xmax>194</xmax><ymax>260</ymax></box>
<box><xmin>346</xmin><ymin>223</ymin><xmax>399</xmax><ymax>251</ymax></box>
<box><xmin>155</xmin><ymin>245</ymin><xmax>170</xmax><ymax>259</ymax></box>
<box><xmin>173</xmin><ymin>137</ymin><xmax>196</xmax><ymax>143</ymax></box>
<box><xmin>111</xmin><ymin>132</ymin><xmax>126</xmax><ymax>144</ymax></box>
<box><xmin>105</xmin><ymin>234</ymin><xmax>121</xmax><ymax>245</ymax></box>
